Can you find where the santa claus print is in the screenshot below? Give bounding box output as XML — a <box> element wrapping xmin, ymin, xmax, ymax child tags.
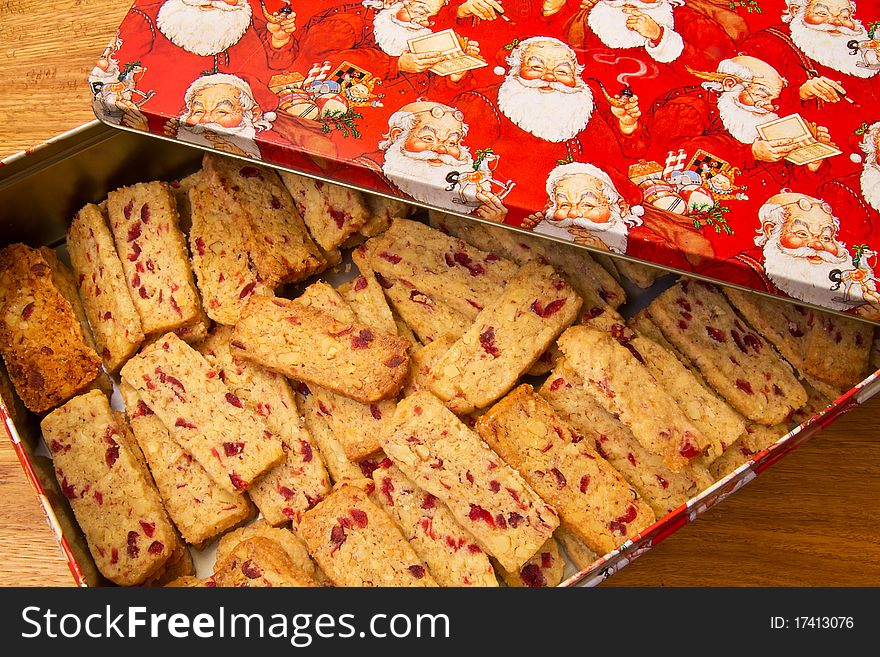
<box><xmin>814</xmin><ymin>120</ymin><xmax>880</xmax><ymax>246</ymax></box>
<box><xmin>156</xmin><ymin>0</ymin><xmax>296</xmax><ymax>57</ymax></box>
<box><xmin>740</xmin><ymin>1</ymin><xmax>879</xmax><ymax>134</ymax></box>
<box><xmin>166</xmin><ymin>73</ymin><xmax>274</xmax><ymax>159</ymax></box>
<box><xmin>297</xmin><ymin>0</ymin><xmax>482</xmax><ymax>103</ymax></box>
<box><xmin>564</xmin><ymin>0</ymin><xmax>736</xmax><ymax>86</ymax></box>
<box><xmin>348</xmin><ymin>100</ymin><xmax>509</xmax><ymax>219</ymax></box>
<box><xmin>114</xmin><ymin>0</ymin><xmax>298</xmax><ymax>115</ymax></box>
<box><xmin>648</xmin><ymin>55</ymin><xmax>837</xmax><ymax>215</ymax></box>
<box><xmin>700</xmin><ymin>190</ymin><xmax>880</xmax><ymax>312</ymax></box>
<box><xmin>524</xmin><ymin>161</ymin><xmax>645</xmax><ymax>253</ymax></box>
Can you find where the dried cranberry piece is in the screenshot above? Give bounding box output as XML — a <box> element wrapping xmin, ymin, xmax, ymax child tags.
<box><xmin>627</xmin><ymin>452</ymin><xmax>637</xmax><ymax>467</ymax></box>
<box><xmin>175</xmin><ymin>418</ymin><xmax>197</xmax><ymax>429</ymax></box>
<box><xmin>742</xmin><ymin>333</ymin><xmax>762</xmax><ymax>352</ymax></box>
<box><xmin>195</xmin><ymin>237</ymin><xmax>206</xmax><ymax>256</ymax></box>
<box><xmin>550</xmin><ymin>467</ymin><xmax>567</xmax><ymax>489</ymax></box>
<box><xmin>300</xmin><ymin>440</ymin><xmax>313</xmax><ymax>462</ymax></box>
<box><xmin>369</xmin><ymin>404</ymin><xmax>383</xmax><ymax>420</ymax></box>
<box><xmin>270</xmin><ymin>194</ymin><xmax>282</xmax><ymax>210</ymax></box>
<box><xmin>127</xmin><ymin>531</ymin><xmax>140</xmax><ymax>558</ymax></box>
<box><xmin>408</xmin><ymin>565</ymin><xmax>426</xmax><ymax>579</ymax></box>
<box><xmin>789</xmin><ymin>324</ymin><xmax>804</xmax><ymax>338</ymax></box>
<box><xmin>656</xmin><ymin>475</ymin><xmax>669</xmax><ymax>490</ymax></box>
<box><xmin>579</xmin><ymin>475</ymin><xmax>590</xmax><ymax>493</ymax></box>
<box><xmin>21</xmin><ymin>302</ymin><xmax>35</xmax><ymax>320</ymax></box>
<box><xmin>354</xmin><ymin>275</ymin><xmax>368</xmax><ymax>291</ymax></box>
<box><xmin>94</xmin><ymin>491</ymin><xmax>103</xmax><ymax>505</ymax></box>
<box><xmin>60</xmin><ymin>476</ymin><xmax>76</xmax><ymax>500</ymax></box>
<box><xmin>127</xmin><ymin>223</ymin><xmax>141</xmax><ymax>242</ymax></box>
<box><xmin>549</xmin><ymin>377</ymin><xmax>565</xmax><ymax>391</ymax></box>
<box><xmin>239</xmin><ymin>282</ymin><xmax>257</xmax><ymax>299</ymax></box>
<box><xmin>384</xmin><ymin>355</ymin><xmax>405</xmax><ymax>368</ymax></box>
<box><xmin>541</xmin><ymin>552</ymin><xmax>553</xmax><ymax>569</ymax></box>
<box><xmin>147</xmin><ymin>540</ymin><xmax>164</xmax><ymax>555</ymax></box>
<box><xmin>350</xmin><ymin>509</ymin><xmax>368</xmax><ymax>528</ymax></box>
<box><xmin>421</xmin><ymin>494</ymin><xmax>436</xmax><ymax>510</ymax></box>
<box><xmin>241</xmin><ymin>560</ymin><xmax>262</xmax><ymax>579</ymax></box>
<box><xmin>507</xmin><ymin>512</ymin><xmax>523</xmax><ymax>528</ymax></box>
<box><xmin>479</xmin><ymin>326</ymin><xmax>500</xmax><ymax>357</ymax></box>
<box><xmin>676</xmin><ymin>297</ymin><xmax>692</xmax><ymax>313</ymax></box>
<box><xmin>105</xmin><ymin>443</ymin><xmax>119</xmax><ymax>468</ymax></box>
<box><xmin>318</xmin><ymin>400</ymin><xmax>332</xmax><ymax>416</ymax></box>
<box><xmin>489</xmin><ymin>480</ymin><xmax>500</xmax><ymax>493</ymax></box>
<box><xmin>530</xmin><ymin>298</ymin><xmax>566</xmax><ymax>318</ymax></box>
<box><xmin>330</xmin><ymin>524</ymin><xmax>347</xmax><ymax>551</ymax></box>
<box><xmin>379</xmin><ymin>251</ymin><xmax>402</xmax><ymax>264</ymax></box>
<box><xmin>706</xmin><ymin>326</ymin><xmax>726</xmax><ymax>343</ymax></box>
<box><xmin>239</xmin><ymin>166</ymin><xmax>262</xmax><ymax>179</ymax></box>
<box><xmin>110</xmin><ymin>549</ymin><xmax>118</xmax><ymax>565</ymax></box>
<box><xmin>296</xmin><ymin>382</ymin><xmax>311</xmax><ymax>396</ymax></box>
<box><xmin>735</xmin><ymin>379</ymin><xmax>753</xmax><ymax>395</ymax></box>
<box><xmin>351</xmin><ymin>329</ymin><xmax>374</xmax><ymax>349</ymax></box>
<box><xmin>229</xmin><ymin>473</ymin><xmax>248</xmax><ymax>491</ymax></box>
<box><xmin>278</xmin><ymin>486</ymin><xmax>295</xmax><ymax>501</ymax></box>
<box><xmin>225</xmin><ymin>392</ymin><xmax>244</xmax><ymax>408</ymax></box>
<box><xmin>622</xmin><ymin>342</ymin><xmax>645</xmax><ymax>364</ymax></box>
<box><xmin>123</xmin><ymin>200</ymin><xmax>134</xmax><ymax>220</ymax></box>
<box><xmin>677</xmin><ymin>319</ymin><xmax>689</xmax><ymax>330</ymax></box>
<box><xmin>467</xmin><ymin>504</ymin><xmax>495</xmax><ymax>527</ymax></box>
<box><xmin>381</xmin><ymin>477</ymin><xmax>395</xmax><ymax>505</ymax></box>
<box><xmin>450</xmin><ymin>251</ymin><xmax>485</xmax><ymax>277</ymax></box>
<box><xmin>223</xmin><ymin>442</ymin><xmax>245</xmax><ymax>456</ymax></box>
<box><xmin>520</xmin><ymin>564</ymin><xmax>547</xmax><ymax>587</ymax></box>
<box><xmin>679</xmin><ymin>441</ymin><xmax>701</xmax><ymax>459</ymax></box>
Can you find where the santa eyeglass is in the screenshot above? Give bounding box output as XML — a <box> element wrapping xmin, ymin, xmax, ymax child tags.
<box><xmin>411</xmin><ymin>106</ymin><xmax>465</xmax><ymax>122</ymax></box>
<box><xmin>778</xmin><ymin>197</ymin><xmax>834</xmax><ymax>215</ymax></box>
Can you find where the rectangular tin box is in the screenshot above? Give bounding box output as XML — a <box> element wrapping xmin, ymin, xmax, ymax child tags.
<box><xmin>2</xmin><ymin>121</ymin><xmax>878</xmax><ymax>586</ymax></box>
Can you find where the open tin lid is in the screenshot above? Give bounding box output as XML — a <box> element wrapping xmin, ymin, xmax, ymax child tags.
<box><xmin>90</xmin><ymin>0</ymin><xmax>880</xmax><ymax>320</ymax></box>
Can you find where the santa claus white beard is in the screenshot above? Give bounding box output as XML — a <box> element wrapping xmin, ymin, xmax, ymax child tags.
<box><xmin>588</xmin><ymin>0</ymin><xmax>674</xmax><ymax>49</ymax></box>
<box><xmin>717</xmin><ymin>90</ymin><xmax>777</xmax><ymax>144</ymax></box>
<box><xmin>382</xmin><ymin>141</ymin><xmax>476</xmax><ymax>211</ymax></box>
<box><xmin>541</xmin><ymin>211</ymin><xmax>629</xmax><ymax>253</ymax></box>
<box><xmin>763</xmin><ymin>236</ymin><xmax>853</xmax><ymax>310</ymax></box>
<box><xmin>373</xmin><ymin>5</ymin><xmax>431</xmax><ymax>56</ymax></box>
<box><xmin>790</xmin><ymin>14</ymin><xmax>876</xmax><ymax>79</ymax></box>
<box><xmin>157</xmin><ymin>0</ymin><xmax>252</xmax><ymax>57</ymax></box>
<box><xmin>177</xmin><ymin>120</ymin><xmax>261</xmax><ymax>159</ymax></box>
<box><xmin>861</xmin><ymin>164</ymin><xmax>880</xmax><ymax>213</ymax></box>
<box><xmin>498</xmin><ymin>76</ymin><xmax>594</xmax><ymax>143</ymax></box>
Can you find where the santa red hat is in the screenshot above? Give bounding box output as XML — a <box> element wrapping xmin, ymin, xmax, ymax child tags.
<box><xmin>546</xmin><ymin>160</ymin><xmax>645</xmax><ymax>217</ymax></box>
<box><xmin>849</xmin><ymin>121</ymin><xmax>879</xmax><ymax>164</ymax></box>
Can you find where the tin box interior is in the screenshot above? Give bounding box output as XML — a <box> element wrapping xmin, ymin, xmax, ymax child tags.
<box><xmin>2</xmin><ymin>121</ymin><xmax>879</xmax><ymax>587</ymax></box>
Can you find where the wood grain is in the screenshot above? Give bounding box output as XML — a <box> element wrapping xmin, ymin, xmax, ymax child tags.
<box><xmin>1</xmin><ymin>0</ymin><xmax>878</xmax><ymax>587</ymax></box>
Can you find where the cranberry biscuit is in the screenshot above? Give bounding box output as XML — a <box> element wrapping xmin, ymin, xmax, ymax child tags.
<box><xmin>648</xmin><ymin>280</ymin><xmax>807</xmax><ymax>425</ymax></box>
<box><xmin>477</xmin><ymin>386</ymin><xmax>655</xmax><ymax>556</ymax></box>
<box><xmin>106</xmin><ymin>181</ymin><xmax>202</xmax><ymax>335</ymax></box>
<box><xmin>372</xmin><ymin>460</ymin><xmax>498</xmax><ymax>587</ymax></box>
<box><xmin>203</xmin><ymin>154</ymin><xmax>325</xmax><ymax>287</ymax></box>
<box><xmin>299</xmin><ymin>484</ymin><xmax>438</xmax><ymax>587</ymax></box>
<box><xmin>67</xmin><ymin>204</ymin><xmax>145</xmax><ymax>372</ymax></box>
<box><xmin>121</xmin><ymin>382</ymin><xmax>254</xmax><ymax>545</ymax></box>
<box><xmin>120</xmin><ymin>333</ymin><xmax>284</xmax><ymax>494</ymax></box>
<box><xmin>278</xmin><ymin>171</ymin><xmax>370</xmax><ymax>251</ymax></box>
<box><xmin>41</xmin><ymin>391</ymin><xmax>177</xmax><ymax>586</ymax></box>
<box><xmin>428</xmin><ymin>261</ymin><xmax>581</xmax><ymax>415</ymax></box>
<box><xmin>232</xmin><ymin>295</ymin><xmax>410</xmax><ymax>404</ymax></box>
<box><xmin>198</xmin><ymin>326</ymin><xmax>331</xmax><ymax>526</ymax></box>
<box><xmin>382</xmin><ymin>392</ymin><xmax>559</xmax><ymax>572</ymax></box>
<box><xmin>558</xmin><ymin>326</ymin><xmax>711</xmax><ymax>472</ymax></box>
<box><xmin>539</xmin><ymin>359</ymin><xmax>714</xmax><ymax>517</ymax></box>
<box><xmin>0</xmin><ymin>244</ymin><xmax>103</xmax><ymax>413</ymax></box>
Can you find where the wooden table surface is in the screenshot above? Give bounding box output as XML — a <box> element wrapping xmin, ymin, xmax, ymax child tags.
<box><xmin>1</xmin><ymin>0</ymin><xmax>879</xmax><ymax>587</ymax></box>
